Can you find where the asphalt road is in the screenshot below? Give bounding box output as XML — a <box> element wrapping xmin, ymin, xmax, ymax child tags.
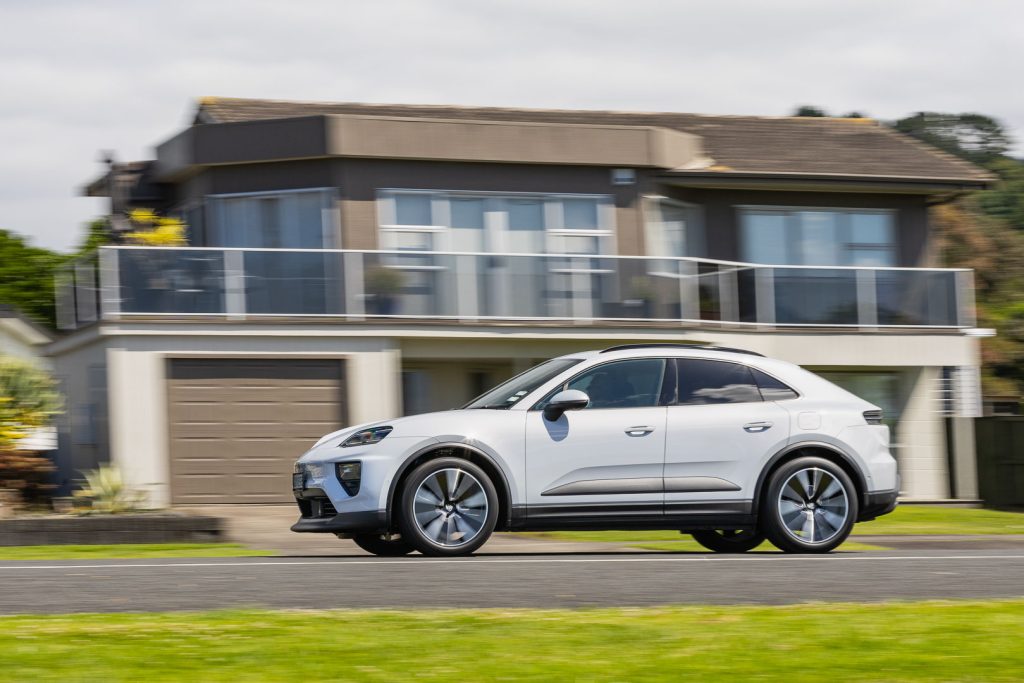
<box><xmin>1</xmin><ymin>549</ymin><xmax>1023</xmax><ymax>613</ymax></box>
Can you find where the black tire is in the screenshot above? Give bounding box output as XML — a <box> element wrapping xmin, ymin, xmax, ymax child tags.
<box><xmin>691</xmin><ymin>529</ymin><xmax>766</xmax><ymax>553</ymax></box>
<box><xmin>351</xmin><ymin>533</ymin><xmax>415</xmax><ymax>557</ymax></box>
<box><xmin>398</xmin><ymin>457</ymin><xmax>499</xmax><ymax>557</ymax></box>
<box><xmin>760</xmin><ymin>456</ymin><xmax>859</xmax><ymax>553</ymax></box>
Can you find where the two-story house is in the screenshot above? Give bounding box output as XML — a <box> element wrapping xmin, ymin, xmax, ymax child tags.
<box><xmin>49</xmin><ymin>97</ymin><xmax>992</xmax><ymax>507</ymax></box>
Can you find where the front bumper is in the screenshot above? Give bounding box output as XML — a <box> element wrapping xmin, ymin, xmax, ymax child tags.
<box><xmin>291</xmin><ymin>509</ymin><xmax>388</xmax><ymax>534</ymax></box>
<box><xmin>858</xmin><ymin>489</ymin><xmax>898</xmax><ymax>522</ymax></box>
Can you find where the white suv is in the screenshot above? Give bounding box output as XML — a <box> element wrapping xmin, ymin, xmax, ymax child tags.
<box><xmin>292</xmin><ymin>344</ymin><xmax>898</xmax><ymax>556</ymax></box>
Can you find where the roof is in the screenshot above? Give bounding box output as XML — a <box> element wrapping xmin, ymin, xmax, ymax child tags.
<box><xmin>194</xmin><ymin>97</ymin><xmax>993</xmax><ymax>185</ymax></box>
<box><xmin>0</xmin><ymin>305</ymin><xmax>53</xmax><ymax>347</ymax></box>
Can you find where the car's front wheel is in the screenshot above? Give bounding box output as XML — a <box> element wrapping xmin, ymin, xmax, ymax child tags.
<box><xmin>761</xmin><ymin>456</ymin><xmax>858</xmax><ymax>553</ymax></box>
<box><xmin>691</xmin><ymin>529</ymin><xmax>766</xmax><ymax>553</ymax></box>
<box><xmin>351</xmin><ymin>533</ymin><xmax>415</xmax><ymax>556</ymax></box>
<box><xmin>398</xmin><ymin>457</ymin><xmax>499</xmax><ymax>557</ymax></box>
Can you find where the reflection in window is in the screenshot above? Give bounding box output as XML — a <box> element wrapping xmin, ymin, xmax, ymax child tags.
<box><xmin>675</xmin><ymin>360</ymin><xmax>762</xmax><ymax>405</ymax></box>
<box><xmin>206</xmin><ymin>189</ymin><xmax>334</xmax><ymax>249</ymax></box>
<box><xmin>394</xmin><ymin>194</ymin><xmax>434</xmax><ymax>226</ymax></box>
<box><xmin>645</xmin><ymin>199</ymin><xmax>705</xmax><ymax>258</ymax></box>
<box><xmin>741</xmin><ymin>208</ymin><xmax>895</xmax><ymax>267</ymax></box>
<box><xmin>560</xmin><ymin>359</ymin><xmax>666</xmax><ymax>409</ymax></box>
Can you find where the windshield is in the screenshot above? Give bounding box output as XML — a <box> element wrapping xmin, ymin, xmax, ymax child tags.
<box><xmin>463</xmin><ymin>359</ymin><xmax>583</xmax><ymax>409</ymax></box>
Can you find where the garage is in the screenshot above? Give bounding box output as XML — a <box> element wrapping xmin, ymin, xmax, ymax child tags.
<box><xmin>167</xmin><ymin>358</ymin><xmax>347</xmax><ymax>504</ymax></box>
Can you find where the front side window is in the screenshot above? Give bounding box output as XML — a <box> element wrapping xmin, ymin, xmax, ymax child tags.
<box><xmin>675</xmin><ymin>359</ymin><xmax>762</xmax><ymax>405</ymax></box>
<box><xmin>542</xmin><ymin>359</ymin><xmax>667</xmax><ymax>410</ymax></box>
<box><xmin>740</xmin><ymin>208</ymin><xmax>895</xmax><ymax>267</ymax></box>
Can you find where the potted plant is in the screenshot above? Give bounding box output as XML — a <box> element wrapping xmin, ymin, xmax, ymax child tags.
<box><xmin>365</xmin><ymin>265</ymin><xmax>405</xmax><ymax>315</ymax></box>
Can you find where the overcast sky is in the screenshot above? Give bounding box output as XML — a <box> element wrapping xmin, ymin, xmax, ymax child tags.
<box><xmin>1</xmin><ymin>0</ymin><xmax>1021</xmax><ymax>251</ymax></box>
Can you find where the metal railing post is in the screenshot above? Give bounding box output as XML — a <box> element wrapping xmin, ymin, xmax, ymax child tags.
<box><xmin>856</xmin><ymin>269</ymin><xmax>878</xmax><ymax>329</ymax></box>
<box><xmin>718</xmin><ymin>267</ymin><xmax>739</xmax><ymax>324</ymax></box>
<box><xmin>223</xmin><ymin>249</ymin><xmax>246</xmax><ymax>320</ymax></box>
<box><xmin>343</xmin><ymin>252</ymin><xmax>365</xmax><ymax>320</ymax></box>
<box><xmin>456</xmin><ymin>254</ymin><xmax>479</xmax><ymax>322</ymax></box>
<box><xmin>754</xmin><ymin>266</ymin><xmax>775</xmax><ymax>327</ymax></box>
<box><xmin>98</xmin><ymin>247</ymin><xmax>121</xmax><ymax>321</ymax></box>
<box><xmin>678</xmin><ymin>259</ymin><xmax>699</xmax><ymax>322</ymax></box>
<box><xmin>955</xmin><ymin>270</ymin><xmax>976</xmax><ymax>328</ymax></box>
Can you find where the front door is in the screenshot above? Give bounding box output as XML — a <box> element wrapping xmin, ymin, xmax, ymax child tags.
<box><xmin>525</xmin><ymin>358</ymin><xmax>669</xmax><ymax>523</ymax></box>
<box><xmin>662</xmin><ymin>358</ymin><xmax>791</xmax><ymax>517</ymax></box>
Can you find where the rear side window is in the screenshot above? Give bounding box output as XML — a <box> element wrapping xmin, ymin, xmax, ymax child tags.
<box><xmin>675</xmin><ymin>359</ymin><xmax>762</xmax><ymax>405</ymax></box>
<box><xmin>750</xmin><ymin>368</ymin><xmax>799</xmax><ymax>401</ymax></box>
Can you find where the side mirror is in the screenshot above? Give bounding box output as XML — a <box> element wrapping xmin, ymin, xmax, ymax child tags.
<box><xmin>543</xmin><ymin>389</ymin><xmax>590</xmax><ymax>421</ymax></box>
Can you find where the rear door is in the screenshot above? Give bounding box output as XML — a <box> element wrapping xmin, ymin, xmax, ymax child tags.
<box><xmin>524</xmin><ymin>358</ymin><xmax>670</xmax><ymax>523</ymax></box>
<box><xmin>663</xmin><ymin>359</ymin><xmax>790</xmax><ymax>515</ymax></box>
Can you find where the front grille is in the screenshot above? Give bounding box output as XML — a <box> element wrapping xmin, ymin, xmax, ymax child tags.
<box><xmin>297</xmin><ymin>496</ymin><xmax>337</xmax><ymax>519</ymax></box>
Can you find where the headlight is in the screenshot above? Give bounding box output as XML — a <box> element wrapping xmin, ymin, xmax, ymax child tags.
<box><xmin>340</xmin><ymin>426</ymin><xmax>393</xmax><ymax>447</ymax></box>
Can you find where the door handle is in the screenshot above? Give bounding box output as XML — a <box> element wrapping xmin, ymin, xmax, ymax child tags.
<box><xmin>743</xmin><ymin>421</ymin><xmax>773</xmax><ymax>433</ymax></box>
<box><xmin>624</xmin><ymin>426</ymin><xmax>655</xmax><ymax>437</ymax></box>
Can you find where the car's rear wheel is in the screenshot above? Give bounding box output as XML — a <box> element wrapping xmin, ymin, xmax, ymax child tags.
<box><xmin>398</xmin><ymin>457</ymin><xmax>499</xmax><ymax>557</ymax></box>
<box><xmin>761</xmin><ymin>456</ymin><xmax>858</xmax><ymax>553</ymax></box>
<box><xmin>351</xmin><ymin>533</ymin><xmax>415</xmax><ymax>556</ymax></box>
<box><xmin>691</xmin><ymin>529</ymin><xmax>766</xmax><ymax>553</ymax></box>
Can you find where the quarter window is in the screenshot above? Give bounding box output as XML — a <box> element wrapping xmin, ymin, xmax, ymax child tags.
<box><xmin>675</xmin><ymin>359</ymin><xmax>762</xmax><ymax>405</ymax></box>
<box><xmin>750</xmin><ymin>368</ymin><xmax>799</xmax><ymax>401</ymax></box>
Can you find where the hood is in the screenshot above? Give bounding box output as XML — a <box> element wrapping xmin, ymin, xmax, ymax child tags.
<box><xmin>309</xmin><ymin>409</ymin><xmax>488</xmax><ymax>449</ymax></box>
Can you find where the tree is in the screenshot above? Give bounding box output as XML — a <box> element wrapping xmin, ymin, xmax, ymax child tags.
<box><xmin>0</xmin><ymin>356</ymin><xmax>62</xmax><ymax>509</ymax></box>
<box><xmin>894</xmin><ymin>112</ymin><xmax>1013</xmax><ymax>165</ymax></box>
<box><xmin>0</xmin><ymin>229</ymin><xmax>68</xmax><ymax>327</ymax></box>
<box><xmin>792</xmin><ymin>105</ymin><xmax>827</xmax><ymax>117</ymax></box>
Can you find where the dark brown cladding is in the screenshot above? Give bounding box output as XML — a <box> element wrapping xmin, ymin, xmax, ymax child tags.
<box><xmin>193</xmin><ymin>97</ymin><xmax>992</xmax><ymax>185</ymax></box>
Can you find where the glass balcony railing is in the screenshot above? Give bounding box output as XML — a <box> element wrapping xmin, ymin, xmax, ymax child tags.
<box><xmin>56</xmin><ymin>246</ymin><xmax>976</xmax><ymax>331</ymax></box>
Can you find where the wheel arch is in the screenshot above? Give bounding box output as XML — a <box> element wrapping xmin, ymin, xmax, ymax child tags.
<box><xmin>752</xmin><ymin>441</ymin><xmax>868</xmax><ymax>517</ymax></box>
<box><xmin>385</xmin><ymin>442</ymin><xmax>514</xmax><ymax>531</ymax></box>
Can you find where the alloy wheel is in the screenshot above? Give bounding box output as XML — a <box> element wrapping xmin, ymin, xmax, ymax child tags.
<box><xmin>412</xmin><ymin>468</ymin><xmax>489</xmax><ymax>547</ymax></box>
<box><xmin>777</xmin><ymin>467</ymin><xmax>850</xmax><ymax>545</ymax></box>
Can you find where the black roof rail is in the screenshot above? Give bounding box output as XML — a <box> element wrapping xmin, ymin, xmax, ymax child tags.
<box><xmin>599</xmin><ymin>343</ymin><xmax>765</xmax><ymax>357</ymax></box>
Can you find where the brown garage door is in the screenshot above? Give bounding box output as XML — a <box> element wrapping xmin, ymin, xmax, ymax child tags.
<box><xmin>168</xmin><ymin>359</ymin><xmax>346</xmax><ymax>504</ymax></box>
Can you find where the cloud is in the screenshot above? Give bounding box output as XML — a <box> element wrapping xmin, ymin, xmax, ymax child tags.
<box><xmin>0</xmin><ymin>0</ymin><xmax>1020</xmax><ymax>250</ymax></box>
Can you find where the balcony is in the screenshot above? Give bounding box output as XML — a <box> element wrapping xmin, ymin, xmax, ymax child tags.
<box><xmin>56</xmin><ymin>246</ymin><xmax>976</xmax><ymax>331</ymax></box>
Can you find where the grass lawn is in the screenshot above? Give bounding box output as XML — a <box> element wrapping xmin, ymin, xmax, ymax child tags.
<box><xmin>523</xmin><ymin>505</ymin><xmax>1024</xmax><ymax>548</ymax></box>
<box><xmin>1</xmin><ymin>601</ymin><xmax>1022</xmax><ymax>681</ymax></box>
<box><xmin>0</xmin><ymin>543</ymin><xmax>272</xmax><ymax>561</ymax></box>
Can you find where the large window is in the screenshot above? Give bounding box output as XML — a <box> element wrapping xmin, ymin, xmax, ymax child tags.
<box><xmin>377</xmin><ymin>190</ymin><xmax>615</xmax><ymax>255</ymax></box>
<box><xmin>740</xmin><ymin>208</ymin><xmax>896</xmax><ymax>267</ymax></box>
<box><xmin>206</xmin><ymin>188</ymin><xmax>337</xmax><ymax>248</ymax></box>
<box><xmin>645</xmin><ymin>198</ymin><xmax>705</xmax><ymax>258</ymax></box>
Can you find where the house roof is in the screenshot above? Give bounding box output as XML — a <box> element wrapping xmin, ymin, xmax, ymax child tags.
<box><xmin>194</xmin><ymin>97</ymin><xmax>993</xmax><ymax>186</ymax></box>
<box><xmin>0</xmin><ymin>305</ymin><xmax>53</xmax><ymax>347</ymax></box>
